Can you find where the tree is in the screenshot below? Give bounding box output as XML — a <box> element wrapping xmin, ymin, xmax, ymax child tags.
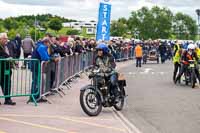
<box><xmin>48</xmin><ymin>18</ymin><xmax>63</xmax><ymax>32</ymax></box>
<box><xmin>151</xmin><ymin>6</ymin><xmax>173</xmax><ymax>39</ymax></box>
<box><xmin>111</xmin><ymin>19</ymin><xmax>128</xmax><ymax>37</ymax></box>
<box><xmin>127</xmin><ymin>6</ymin><xmax>173</xmax><ymax>39</ymax></box>
<box><xmin>3</xmin><ymin>18</ymin><xmax>19</xmax><ymax>31</ymax></box>
<box><xmin>173</xmin><ymin>12</ymin><xmax>197</xmax><ymax>40</ymax></box>
<box><xmin>0</xmin><ymin>20</ymin><xmax>4</xmax><ymax>32</ymax></box>
<box><xmin>66</xmin><ymin>29</ymin><xmax>80</xmax><ymax>35</ymax></box>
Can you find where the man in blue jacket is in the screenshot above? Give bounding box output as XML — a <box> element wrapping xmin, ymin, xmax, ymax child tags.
<box><xmin>30</xmin><ymin>37</ymin><xmax>59</xmax><ymax>103</ymax></box>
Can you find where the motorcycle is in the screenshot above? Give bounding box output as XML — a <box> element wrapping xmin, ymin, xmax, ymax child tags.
<box><xmin>184</xmin><ymin>60</ymin><xmax>197</xmax><ymax>88</ymax></box>
<box><xmin>142</xmin><ymin>50</ymin><xmax>148</xmax><ymax>64</ymax></box>
<box><xmin>80</xmin><ymin>67</ymin><xmax>126</xmax><ymax>116</ymax></box>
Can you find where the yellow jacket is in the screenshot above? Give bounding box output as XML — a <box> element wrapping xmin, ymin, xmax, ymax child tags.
<box><xmin>173</xmin><ymin>49</ymin><xmax>181</xmax><ymax>63</ymax></box>
<box><xmin>195</xmin><ymin>48</ymin><xmax>200</xmax><ymax>59</ymax></box>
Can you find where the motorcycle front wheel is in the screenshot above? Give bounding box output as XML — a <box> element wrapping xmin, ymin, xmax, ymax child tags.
<box><xmin>80</xmin><ymin>87</ymin><xmax>102</xmax><ymax>116</ymax></box>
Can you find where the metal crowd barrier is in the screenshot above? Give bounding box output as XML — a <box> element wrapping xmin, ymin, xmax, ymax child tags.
<box><xmin>0</xmin><ymin>49</ymin><xmax>137</xmax><ymax>105</ymax></box>
<box><xmin>0</xmin><ymin>59</ymin><xmax>41</xmax><ymax>106</ymax></box>
<box><xmin>116</xmin><ymin>47</ymin><xmax>134</xmax><ymax>61</ymax></box>
<box><xmin>39</xmin><ymin>51</ymin><xmax>95</xmax><ymax>101</ymax></box>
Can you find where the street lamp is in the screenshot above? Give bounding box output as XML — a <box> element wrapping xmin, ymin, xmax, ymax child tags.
<box><xmin>34</xmin><ymin>15</ymin><xmax>38</xmax><ymax>42</ymax></box>
<box><xmin>196</xmin><ymin>9</ymin><xmax>200</xmax><ymax>40</ymax></box>
<box><xmin>133</xmin><ymin>28</ymin><xmax>139</xmax><ymax>39</ymax></box>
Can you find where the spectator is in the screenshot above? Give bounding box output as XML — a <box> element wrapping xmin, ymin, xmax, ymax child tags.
<box><xmin>135</xmin><ymin>42</ymin><xmax>143</xmax><ymax>67</ymax></box>
<box><xmin>0</xmin><ymin>33</ymin><xmax>16</xmax><ymax>105</ymax></box>
<box><xmin>73</xmin><ymin>37</ymin><xmax>84</xmax><ymax>54</ymax></box>
<box><xmin>22</xmin><ymin>35</ymin><xmax>35</xmax><ymax>67</ymax></box>
<box><xmin>15</xmin><ymin>33</ymin><xmax>22</xmax><ymax>58</ymax></box>
<box><xmin>158</xmin><ymin>42</ymin><xmax>167</xmax><ymax>63</ymax></box>
<box><xmin>7</xmin><ymin>40</ymin><xmax>18</xmax><ymax>58</ymax></box>
<box><xmin>30</xmin><ymin>37</ymin><xmax>59</xmax><ymax>102</ymax></box>
<box><xmin>108</xmin><ymin>40</ymin><xmax>117</xmax><ymax>59</ymax></box>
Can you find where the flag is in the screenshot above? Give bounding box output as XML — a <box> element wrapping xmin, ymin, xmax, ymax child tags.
<box><xmin>96</xmin><ymin>0</ymin><xmax>112</xmax><ymax>41</ymax></box>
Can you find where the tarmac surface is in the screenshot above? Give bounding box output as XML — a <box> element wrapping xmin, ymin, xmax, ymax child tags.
<box><xmin>121</xmin><ymin>60</ymin><xmax>200</xmax><ymax>133</ymax></box>
<box><xmin>0</xmin><ymin>60</ymin><xmax>135</xmax><ymax>133</ymax></box>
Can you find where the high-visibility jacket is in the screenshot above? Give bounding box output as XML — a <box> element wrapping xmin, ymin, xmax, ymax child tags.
<box><xmin>135</xmin><ymin>45</ymin><xmax>143</xmax><ymax>58</ymax></box>
<box><xmin>173</xmin><ymin>49</ymin><xmax>181</xmax><ymax>63</ymax></box>
<box><xmin>173</xmin><ymin>43</ymin><xmax>180</xmax><ymax>56</ymax></box>
<box><xmin>173</xmin><ymin>43</ymin><xmax>181</xmax><ymax>63</ymax></box>
<box><xmin>195</xmin><ymin>48</ymin><xmax>200</xmax><ymax>59</ymax></box>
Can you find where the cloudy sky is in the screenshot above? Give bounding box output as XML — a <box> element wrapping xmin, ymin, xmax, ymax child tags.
<box><xmin>0</xmin><ymin>0</ymin><xmax>199</xmax><ymax>21</ymax></box>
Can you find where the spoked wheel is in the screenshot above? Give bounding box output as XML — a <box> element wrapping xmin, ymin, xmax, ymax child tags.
<box><xmin>113</xmin><ymin>87</ymin><xmax>125</xmax><ymax>111</ymax></box>
<box><xmin>80</xmin><ymin>87</ymin><xmax>102</xmax><ymax>116</ymax></box>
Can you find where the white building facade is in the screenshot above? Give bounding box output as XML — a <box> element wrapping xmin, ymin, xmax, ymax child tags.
<box><xmin>62</xmin><ymin>21</ymin><xmax>97</xmax><ymax>35</ymax></box>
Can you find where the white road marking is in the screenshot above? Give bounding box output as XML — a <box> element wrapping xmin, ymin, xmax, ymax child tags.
<box><xmin>143</xmin><ymin>68</ymin><xmax>153</xmax><ymax>74</ymax></box>
<box><xmin>112</xmin><ymin>109</ymin><xmax>142</xmax><ymax>133</ymax></box>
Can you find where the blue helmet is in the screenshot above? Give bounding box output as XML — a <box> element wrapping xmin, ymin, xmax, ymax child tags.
<box><xmin>96</xmin><ymin>43</ymin><xmax>109</xmax><ymax>53</ymax></box>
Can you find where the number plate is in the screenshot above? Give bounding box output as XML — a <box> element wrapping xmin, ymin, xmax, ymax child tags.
<box><xmin>190</xmin><ymin>64</ymin><xmax>195</xmax><ymax>67</ymax></box>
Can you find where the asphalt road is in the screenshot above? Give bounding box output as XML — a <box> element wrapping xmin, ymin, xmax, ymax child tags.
<box><xmin>120</xmin><ymin>60</ymin><xmax>200</xmax><ymax>133</ymax></box>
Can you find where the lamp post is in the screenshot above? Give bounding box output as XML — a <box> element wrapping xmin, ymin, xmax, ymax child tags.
<box><xmin>133</xmin><ymin>28</ymin><xmax>139</xmax><ymax>39</ymax></box>
<box><xmin>196</xmin><ymin>9</ymin><xmax>200</xmax><ymax>40</ymax></box>
<box><xmin>34</xmin><ymin>15</ymin><xmax>37</xmax><ymax>42</ymax></box>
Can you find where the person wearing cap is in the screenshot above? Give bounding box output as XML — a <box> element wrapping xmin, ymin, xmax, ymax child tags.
<box><xmin>30</xmin><ymin>37</ymin><xmax>59</xmax><ymax>102</ymax></box>
<box><xmin>135</xmin><ymin>42</ymin><xmax>143</xmax><ymax>67</ymax></box>
<box><xmin>0</xmin><ymin>33</ymin><xmax>16</xmax><ymax>105</ymax></box>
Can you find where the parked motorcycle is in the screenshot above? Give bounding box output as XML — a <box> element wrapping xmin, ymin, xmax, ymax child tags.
<box><xmin>80</xmin><ymin>67</ymin><xmax>126</xmax><ymax>116</ymax></box>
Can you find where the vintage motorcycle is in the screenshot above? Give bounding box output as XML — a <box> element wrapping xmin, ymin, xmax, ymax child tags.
<box><xmin>80</xmin><ymin>67</ymin><xmax>126</xmax><ymax>116</ymax></box>
<box><xmin>183</xmin><ymin>60</ymin><xmax>197</xmax><ymax>88</ymax></box>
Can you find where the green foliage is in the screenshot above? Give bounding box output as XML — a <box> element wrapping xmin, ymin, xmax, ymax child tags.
<box><xmin>111</xmin><ymin>19</ymin><xmax>128</xmax><ymax>36</ymax></box>
<box><xmin>3</xmin><ymin>18</ymin><xmax>19</xmax><ymax>30</ymax></box>
<box><xmin>80</xmin><ymin>27</ymin><xmax>95</xmax><ymax>38</ymax></box>
<box><xmin>7</xmin><ymin>29</ymin><xmax>17</xmax><ymax>39</ymax></box>
<box><xmin>66</xmin><ymin>29</ymin><xmax>80</xmax><ymax>35</ymax></box>
<box><xmin>127</xmin><ymin>6</ymin><xmax>173</xmax><ymax>40</ymax></box>
<box><xmin>0</xmin><ymin>11</ymin><xmax>197</xmax><ymax>40</ymax></box>
<box><xmin>48</xmin><ymin>18</ymin><xmax>63</xmax><ymax>32</ymax></box>
<box><xmin>173</xmin><ymin>12</ymin><xmax>197</xmax><ymax>40</ymax></box>
<box><xmin>0</xmin><ymin>20</ymin><xmax>4</xmax><ymax>32</ymax></box>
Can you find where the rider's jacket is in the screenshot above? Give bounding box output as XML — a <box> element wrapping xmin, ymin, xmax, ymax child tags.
<box><xmin>94</xmin><ymin>53</ymin><xmax>116</xmax><ymax>73</ymax></box>
<box><xmin>181</xmin><ymin>51</ymin><xmax>199</xmax><ymax>65</ymax></box>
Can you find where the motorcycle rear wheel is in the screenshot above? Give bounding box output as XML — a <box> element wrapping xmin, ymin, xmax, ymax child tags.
<box><xmin>191</xmin><ymin>70</ymin><xmax>196</xmax><ymax>88</ymax></box>
<box><xmin>113</xmin><ymin>87</ymin><xmax>125</xmax><ymax>111</ymax></box>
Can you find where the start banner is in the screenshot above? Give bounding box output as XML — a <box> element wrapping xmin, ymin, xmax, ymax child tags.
<box><xmin>96</xmin><ymin>0</ymin><xmax>112</xmax><ymax>41</ymax></box>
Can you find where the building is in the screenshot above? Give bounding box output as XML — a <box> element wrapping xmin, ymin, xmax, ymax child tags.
<box><xmin>62</xmin><ymin>21</ymin><xmax>97</xmax><ymax>35</ymax></box>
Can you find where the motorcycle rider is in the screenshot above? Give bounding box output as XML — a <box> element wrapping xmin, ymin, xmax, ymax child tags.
<box><xmin>94</xmin><ymin>43</ymin><xmax>119</xmax><ymax>101</ymax></box>
<box><xmin>173</xmin><ymin>41</ymin><xmax>182</xmax><ymax>82</ymax></box>
<box><xmin>175</xmin><ymin>43</ymin><xmax>200</xmax><ymax>84</ymax></box>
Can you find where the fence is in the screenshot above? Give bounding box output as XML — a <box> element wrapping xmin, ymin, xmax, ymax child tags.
<box><xmin>0</xmin><ymin>48</ymin><xmax>134</xmax><ymax>105</ymax></box>
<box><xmin>115</xmin><ymin>47</ymin><xmax>134</xmax><ymax>61</ymax></box>
<box><xmin>39</xmin><ymin>51</ymin><xmax>95</xmax><ymax>102</ymax></box>
<box><xmin>0</xmin><ymin>59</ymin><xmax>41</xmax><ymax>106</ymax></box>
